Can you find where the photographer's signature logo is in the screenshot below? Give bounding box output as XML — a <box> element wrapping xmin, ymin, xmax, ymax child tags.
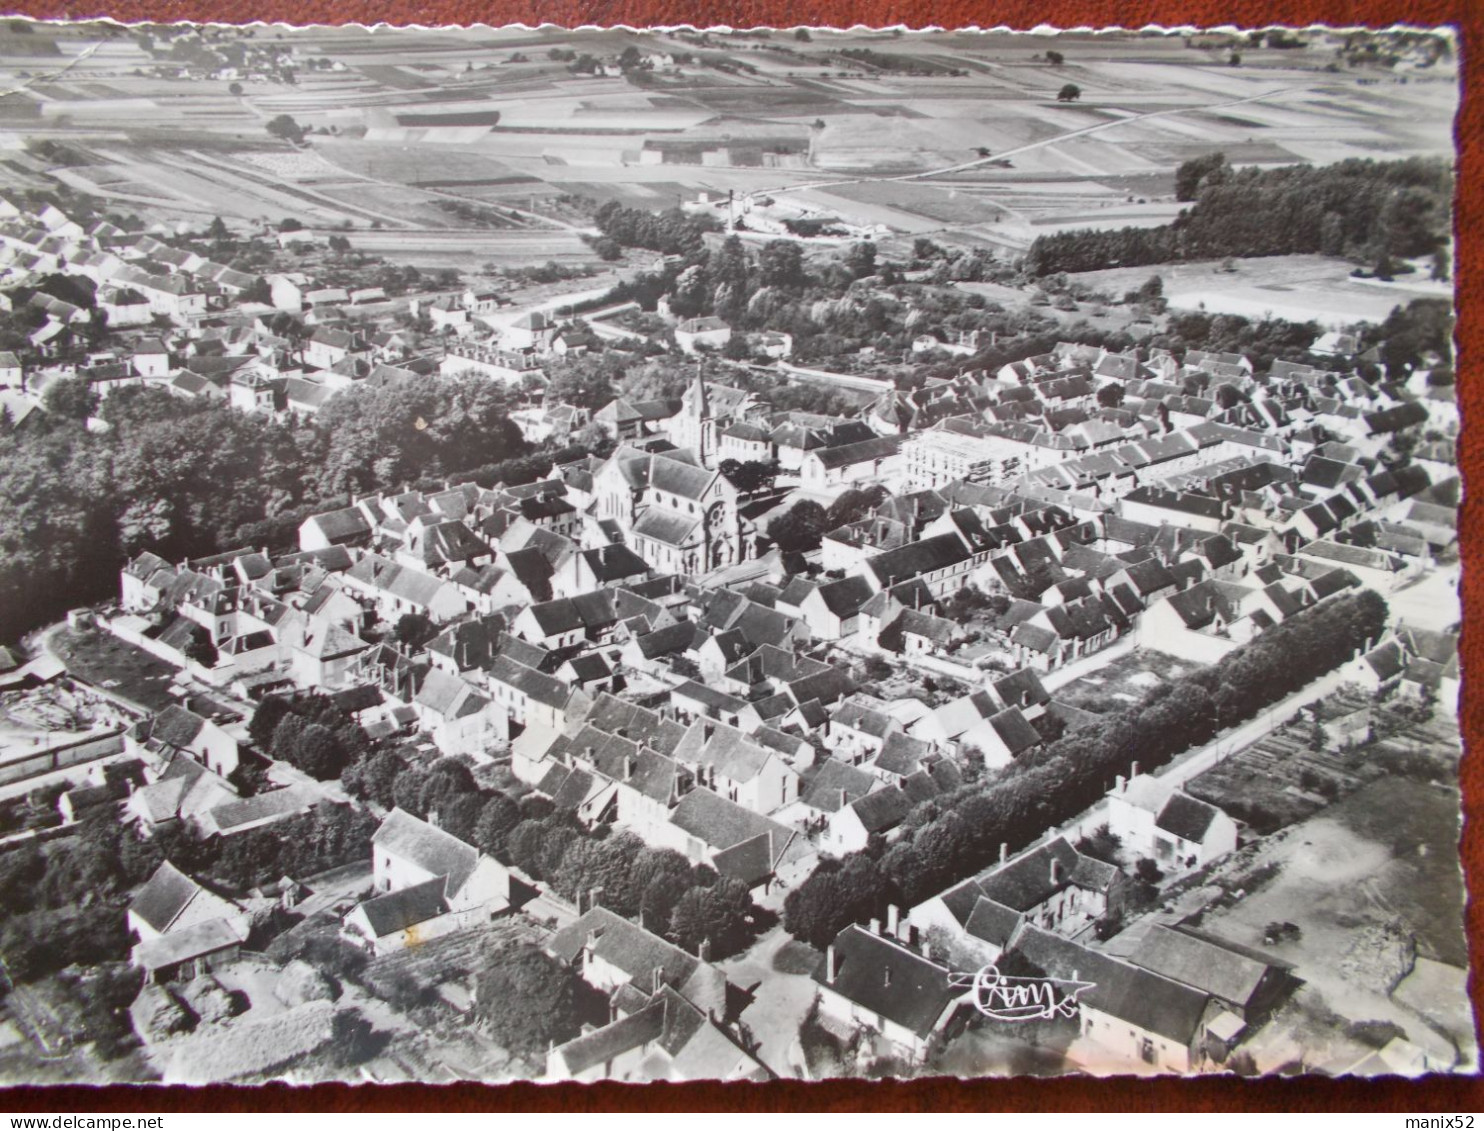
<box><xmin>949</xmin><ymin>967</ymin><xmax>1095</xmax><ymax>1022</ymax></box>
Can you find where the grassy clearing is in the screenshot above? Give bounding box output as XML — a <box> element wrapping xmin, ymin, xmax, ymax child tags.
<box><xmin>51</xmin><ymin>627</ymin><xmax>178</xmax><ymax>714</ymax></box>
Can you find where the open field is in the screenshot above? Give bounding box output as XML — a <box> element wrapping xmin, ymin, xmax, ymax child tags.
<box><xmin>1065</xmin><ymin>254</ymin><xmax>1452</xmax><ymax>326</ymax></box>
<box><xmin>1187</xmin><ymin>777</ymin><xmax>1473</xmax><ymax>1071</ymax></box>
<box><xmin>0</xmin><ymin>25</ymin><xmax>1453</xmax><ymax>263</ymax></box>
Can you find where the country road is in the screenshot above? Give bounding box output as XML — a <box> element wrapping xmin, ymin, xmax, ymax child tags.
<box><xmin>755</xmin><ymin>83</ymin><xmax>1310</xmax><ymax>199</ymax></box>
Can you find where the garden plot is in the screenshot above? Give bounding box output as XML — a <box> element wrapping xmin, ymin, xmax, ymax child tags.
<box><xmin>1051</xmin><ymin>649</ymin><xmax>1200</xmax><ymax>716</ymax></box>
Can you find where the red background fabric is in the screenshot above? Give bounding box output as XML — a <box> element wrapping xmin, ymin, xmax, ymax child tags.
<box><xmin>0</xmin><ymin>0</ymin><xmax>1480</xmax><ymax>1110</ymax></box>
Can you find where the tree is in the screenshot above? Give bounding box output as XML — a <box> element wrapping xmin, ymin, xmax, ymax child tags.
<box><xmin>844</xmin><ymin>241</ymin><xmax>877</xmax><ymax>279</ymax></box>
<box><xmin>768</xmin><ymin>499</ymin><xmax>828</xmax><ymax>553</ymax></box>
<box><xmin>394</xmin><ymin>612</ymin><xmax>435</xmax><ymax>650</ymax></box>
<box><xmin>474</xmin><ymin>943</ymin><xmax>583</xmax><ymax>1057</ymax></box>
<box><xmin>1096</xmin><ymin>382</ymin><xmax>1125</xmax><ymax>408</ymax></box>
<box><xmin>1045</xmin><ymin>49</ymin><xmax>1064</xmax><ymax>64</ymax></box>
<box><xmin>182</xmin><ymin>627</ymin><xmax>218</xmax><ymax>668</ymax></box>
<box><xmin>294</xmin><ymin>723</ymin><xmax>344</xmax><ymax>781</ymax></box>
<box><xmin>473</xmin><ymin>793</ymin><xmax>521</xmax><ymax>858</ymax></box>
<box><xmin>328</xmin><ymin>234</ymin><xmax>351</xmax><ymax>254</ymax></box>
<box><xmin>794</xmin><ymin>27</ymin><xmax>811</xmax><ymax>41</ymax></box>
<box><xmin>271</xmin><ymin>713</ymin><xmax>308</xmax><ymax>763</ymax></box>
<box><xmin>1056</xmin><ymin>83</ymin><xmax>1081</xmax><ymax>102</ymax></box>
<box><xmin>722</xmin><ymin>459</ymin><xmax>778</xmax><ymax>496</ymax></box>
<box><xmin>1431</xmin><ymin>246</ymin><xmax>1451</xmax><ymax>281</ymax></box>
<box><xmin>759</xmin><ymin>240</ymin><xmax>806</xmax><ymax>289</ymax></box>
<box><xmin>1174</xmin><ymin>151</ymin><xmax>1230</xmax><ymax>203</ymax></box>
<box><xmin>228</xmin><ymin>81</ymin><xmax>243</xmax><ymax>95</ymax></box>
<box><xmin>42</xmin><ymin>375</ymin><xmax>99</xmax><ymax>422</ymax></box>
<box><xmin>1229</xmin><ymin>52</ymin><xmax>1243</xmax><ymax>66</ymax></box>
<box><xmin>265</xmin><ymin>114</ymin><xmax>304</xmax><ymax>144</ymax></box>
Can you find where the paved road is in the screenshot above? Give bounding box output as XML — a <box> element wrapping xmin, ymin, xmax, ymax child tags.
<box><xmin>716</xmin><ymin>925</ymin><xmax>819</xmax><ymax>1078</ymax></box>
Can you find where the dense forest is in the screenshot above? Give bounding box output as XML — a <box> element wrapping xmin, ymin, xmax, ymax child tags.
<box><xmin>1023</xmin><ymin>155</ymin><xmax>1453</xmax><ymax>276</ymax></box>
<box><xmin>0</xmin><ymin>375</ymin><xmax>536</xmax><ymax>644</ymax></box>
<box><xmin>782</xmin><ymin>588</ymin><xmax>1389</xmax><ymax>948</ymax></box>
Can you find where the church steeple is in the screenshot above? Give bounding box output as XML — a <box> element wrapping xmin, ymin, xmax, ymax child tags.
<box><xmin>689</xmin><ymin>360</ymin><xmax>711</xmax><ymax>465</ymax></box>
<box><xmin>690</xmin><ymin>359</ymin><xmax>709</xmax><ymax>420</ymax></box>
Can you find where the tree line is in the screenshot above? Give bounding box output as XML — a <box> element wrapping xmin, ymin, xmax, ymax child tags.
<box><xmin>783</xmin><ymin>588</ymin><xmax>1388</xmax><ymax>947</ymax></box>
<box><xmin>0</xmin><ymin>373</ymin><xmax>534</xmax><ymax>643</ymax></box>
<box><xmin>337</xmin><ymin>735</ymin><xmax>764</xmax><ymax>959</ymax></box>
<box><xmin>1024</xmin><ymin>155</ymin><xmax>1453</xmax><ymax>276</ymax></box>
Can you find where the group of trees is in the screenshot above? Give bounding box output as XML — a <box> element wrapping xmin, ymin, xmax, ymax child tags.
<box><xmin>0</xmin><ymin>372</ymin><xmax>534</xmax><ymax>642</ymax></box>
<box><xmin>341</xmin><ymin>736</ymin><xmax>766</xmax><ymax>959</ymax></box>
<box><xmin>250</xmin><ymin>694</ymin><xmax>371</xmax><ymax>782</ymax></box>
<box><xmin>593</xmin><ymin>201</ymin><xmax>722</xmax><ymax>257</ymax></box>
<box><xmin>783</xmin><ymin>588</ymin><xmax>1388</xmax><ymax>945</ymax></box>
<box><xmin>1025</xmin><ymin>155</ymin><xmax>1453</xmax><ymax>276</ymax></box>
<box><xmin>768</xmin><ymin>484</ymin><xmax>890</xmax><ymax>553</ymax></box>
<box><xmin>508</xmin><ymin>815</ymin><xmax>762</xmax><ymax>958</ymax></box>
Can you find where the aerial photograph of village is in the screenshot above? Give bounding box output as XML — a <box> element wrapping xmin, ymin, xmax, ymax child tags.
<box><xmin>0</xmin><ymin>20</ymin><xmax>1465</xmax><ymax>1087</ymax></box>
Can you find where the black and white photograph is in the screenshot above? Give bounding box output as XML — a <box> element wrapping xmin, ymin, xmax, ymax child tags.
<box><xmin>0</xmin><ymin>20</ymin><xmax>1465</xmax><ymax>1087</ymax></box>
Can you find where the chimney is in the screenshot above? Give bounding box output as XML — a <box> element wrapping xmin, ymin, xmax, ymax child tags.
<box><xmin>883</xmin><ymin>966</ymin><xmax>893</xmax><ymax>988</ymax></box>
<box><xmin>869</xmin><ymin>917</ymin><xmax>881</xmax><ymax>936</ymax></box>
<box><xmin>427</xmin><ymin>809</ymin><xmax>441</xmax><ymax>829</ymax></box>
<box><xmin>826</xmin><ymin>944</ymin><xmax>837</xmax><ymax>983</ymax></box>
<box><xmin>698</xmin><ymin>937</ymin><xmax>711</xmax><ymax>961</ymax></box>
<box><xmin>653</xmin><ymin>966</ymin><xmax>664</xmax><ymax>994</ymax></box>
<box><xmin>886</xmin><ymin>904</ymin><xmax>900</xmax><ymax>937</ymax></box>
<box><xmin>999</xmin><ymin>842</ymin><xmax>1008</xmax><ymax>865</ymax></box>
<box><xmin>624</xmin><ymin>755</ymin><xmax>635</xmax><ymax>781</ymax></box>
<box><xmin>1130</xmin><ymin>760</ymin><xmax>1140</xmax><ymax>778</ymax></box>
<box><xmin>1049</xmin><ymin>857</ymin><xmax>1062</xmax><ymax>885</ymax></box>
<box><xmin>1115</xmin><ymin>774</ymin><xmax>1126</xmax><ymax>793</ymax></box>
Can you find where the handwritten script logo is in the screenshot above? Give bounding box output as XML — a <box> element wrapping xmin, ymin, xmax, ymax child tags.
<box><xmin>949</xmin><ymin>967</ymin><xmax>1095</xmax><ymax>1022</ymax></box>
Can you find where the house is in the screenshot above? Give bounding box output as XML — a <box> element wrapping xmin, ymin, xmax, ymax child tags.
<box><xmin>547</xmin><ymin>906</ymin><xmax>729</xmax><ymax>1017</ymax></box>
<box><xmin>127</xmin><ymin>861</ymin><xmax>251</xmax><ymax>982</ymax></box>
<box><xmin>1129</xmin><ymin>924</ymin><xmax>1296</xmax><ymax>1025</ymax></box>
<box><xmin>821</xmin><ymin>784</ymin><xmax>915</xmax><ymax>854</ymax></box>
<box><xmin>674</xmin><ymin>316</ymin><xmax>732</xmax><ymax>355</ymax></box>
<box><xmin>128</xmin><ymin>860</ymin><xmax>248</xmax><ymax>943</ymax></box>
<box><xmin>1011</xmin><ymin>924</ymin><xmax>1217</xmax><ymax>1073</ymax></box>
<box><xmin>344</xmin><ymin>808</ymin><xmax>511</xmax><ymax>954</ymax></box>
<box><xmin>1106</xmin><ymin>773</ymin><xmax>1238</xmax><ymax>873</ymax></box>
<box><xmin>546</xmin><ymin>984</ymin><xmax>772</xmax><ymax>1083</ymax></box>
<box><xmin>128</xmin><ymin>705</ymin><xmax>240</xmax><ymax>779</ymax></box>
<box><xmin>660</xmin><ymin>787</ymin><xmax>805</xmax><ymax>892</ymax></box>
<box><xmin>299</xmin><ymin>506</ymin><xmax>374</xmax><ymax>551</ymax></box>
<box><xmin>813</xmin><ymin>923</ymin><xmax>964</xmax><ymax>1063</ymax></box>
<box><xmin>672</xmin><ymin>718</ymin><xmax>800</xmax><ymax>814</ymax></box>
<box><xmin>487</xmin><ymin>655</ymin><xmax>589</xmax><ymax>741</ymax></box>
<box><xmin>798</xmin><ymin>575</ymin><xmax>875</xmax><ymax>640</ymax></box>
<box><xmin>910</xmin><ymin>837</ymin><xmax>1121</xmax><ymax>947</ymax></box>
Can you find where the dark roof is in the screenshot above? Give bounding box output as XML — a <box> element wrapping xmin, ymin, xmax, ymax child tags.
<box><xmin>988</xmin><ymin>708</ymin><xmax>1041</xmax><ymax>757</ymax></box>
<box><xmin>129</xmin><ymin>861</ymin><xmax>206</xmax><ymax>934</ymax></box>
<box><xmin>964</xmin><ymin>896</ymin><xmax>1024</xmax><ymax>949</ymax></box>
<box><xmin>813</xmin><ymin>575</ymin><xmax>876</xmax><ymax>620</ymax></box>
<box><xmin>1153</xmin><ymin>793</ymin><xmax>1220</xmax><ymax>845</ymax></box>
<box><xmin>812</xmin><ymin>925</ymin><xmax>959</xmax><ymax>1039</ymax></box>
<box><xmin>356</xmin><ymin>875</ymin><xmax>449</xmax><ymax>938</ymax></box>
<box><xmin>849</xmin><ymin>786</ymin><xmax>914</xmax><ymax>834</ymax></box>
<box><xmin>802</xmin><ymin>759</ymin><xmax>878</xmax><ymax>813</ymax></box>
<box><xmin>867</xmin><ymin>533</ymin><xmax>970</xmax><ymax>589</ymax></box>
<box><xmin>1012</xmin><ymin>925</ymin><xmax>1211</xmax><ymax>1046</ymax></box>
